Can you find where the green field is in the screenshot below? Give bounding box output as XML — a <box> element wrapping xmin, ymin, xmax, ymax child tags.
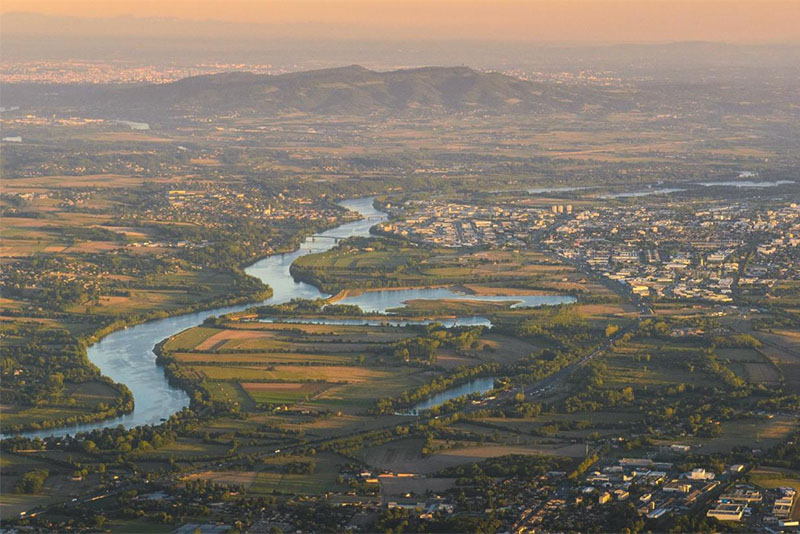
<box><xmin>163</xmin><ymin>326</ymin><xmax>223</xmax><ymax>351</ymax></box>
<box><xmin>194</xmin><ymin>364</ymin><xmax>397</xmax><ymax>382</ymax></box>
<box><xmin>173</xmin><ymin>351</ymin><xmax>357</xmax><ymax>364</ymax></box>
<box><xmin>751</xmin><ymin>469</ymin><xmax>800</xmax><ymax>493</ymax></box>
<box><xmin>165</xmin><ymin>320</ymin><xmax>445</xmax><ymax>415</ymax></box>
<box><xmin>241</xmin><ymin>382</ymin><xmax>331</xmax><ymax>403</ymax></box>
<box><xmin>292</xmin><ymin>242</ymin><xmax>602</xmax><ymax>297</ymax></box>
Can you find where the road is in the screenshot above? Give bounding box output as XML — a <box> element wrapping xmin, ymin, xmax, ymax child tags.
<box><xmin>24</xmin><ymin>232</ymin><xmax>651</xmax><ymax>519</ymax></box>
<box><xmin>28</xmin><ymin>309</ymin><xmax>639</xmax><ymax>519</ymax></box>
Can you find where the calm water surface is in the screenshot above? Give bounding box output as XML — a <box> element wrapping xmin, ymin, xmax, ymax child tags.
<box><xmin>10</xmin><ymin>197</ymin><xmax>385</xmax><ymax>439</ymax></box>
<box><xmin>258</xmin><ymin>316</ymin><xmax>493</xmax><ymax>328</ymax></box>
<box><xmin>696</xmin><ymin>180</ymin><xmax>795</xmax><ymax>188</ymax></box>
<box><xmin>10</xmin><ymin>197</ymin><xmax>571</xmax><ymax>439</ymax></box>
<box><xmin>337</xmin><ymin>287</ymin><xmax>575</xmax><ymax>314</ymax></box>
<box><xmin>602</xmin><ymin>187</ymin><xmax>686</xmax><ymax>199</ymax></box>
<box><xmin>527</xmin><ymin>186</ymin><xmax>591</xmax><ymax>194</ymax></box>
<box><xmin>410</xmin><ymin>377</ymin><xmax>497</xmax><ymax>413</ymax></box>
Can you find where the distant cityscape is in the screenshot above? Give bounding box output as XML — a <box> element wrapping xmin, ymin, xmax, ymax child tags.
<box><xmin>379</xmin><ymin>196</ymin><xmax>800</xmax><ymax>306</ymax></box>
<box><xmin>1</xmin><ymin>27</ymin><xmax>799</xmax><ymax>534</ymax></box>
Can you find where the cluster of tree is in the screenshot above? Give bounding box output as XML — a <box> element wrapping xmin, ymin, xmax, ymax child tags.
<box><xmin>508</xmin><ymin>349</ymin><xmax>577</xmax><ymax>385</ymax></box>
<box><xmin>659</xmin><ymin>513</ymin><xmax>733</xmax><ymax>533</ymax></box>
<box><xmin>1</xmin><ymin>408</ymin><xmax>199</xmax><ymax>458</ymax></box>
<box><xmin>500</xmin><ymin>392</ymin><xmax>542</xmax><ymax>418</ymax></box>
<box><xmin>375</xmin><ymin>506</ymin><xmax>507</xmax><ymax>533</ymax></box>
<box><xmin>274</xmin><ymin>502</ymin><xmax>364</xmax><ymax>533</ymax></box>
<box><xmin>702</xmin><ymin>349</ymin><xmax>747</xmax><ymax>390</ymax></box>
<box><xmin>758</xmin><ymin>394</ymin><xmax>800</xmax><ymax>413</ymax></box>
<box><xmin>4</xmin><ymin>384</ymin><xmax>133</xmax><ymax>434</ymax></box>
<box><xmin>253</xmin><ymin>298</ymin><xmax>364</xmax><ymax>317</ymax></box>
<box><xmin>14</xmin><ymin>469</ymin><xmax>49</xmax><ymax>494</ymax></box>
<box><xmin>283</xmin><ymin>460</ymin><xmax>316</xmax><ymax>474</ymax></box>
<box><xmin>438</xmin><ymin>454</ymin><xmax>570</xmax><ymax>482</ymax></box>
<box><xmin>500</xmin><ymin>305</ymin><xmax>600</xmax><ymax>352</ymax></box>
<box><xmin>154</xmin><ymin>343</ymin><xmax>216</xmax><ymax>416</ymax></box>
<box><xmin>320</xmin><ymin>424</ymin><xmax>420</xmax><ymax>456</ymax></box>
<box><xmin>2</xmin><ymin>266</ymin><xmax>102</xmax><ymax>311</ymax></box>
<box><xmin>568</xmin><ymin>453</ymin><xmax>599</xmax><ymax>479</ymax></box>
<box><xmin>60</xmin><ymin>226</ymin><xmax>124</xmax><ymax>242</ymax></box>
<box><xmin>563</xmin><ymin>363</ymin><xmax>636</xmax><ymax>413</ymax></box>
<box><xmin>289</xmin><ymin>238</ymin><xmax>457</xmax><ymax>294</ymax></box>
<box><xmin>768</xmin><ymin>430</ymin><xmax>800</xmax><ymax>470</ymax></box>
<box><xmin>711</xmin><ymin>333</ymin><xmax>761</xmax><ymax>348</ymax></box>
<box><xmin>0</xmin><ymin>325</ymin><xmax>93</xmax><ymax>399</ymax></box>
<box><xmin>753</xmin><ymin>310</ymin><xmax>800</xmax><ymax>331</ymax></box>
<box><xmin>0</xmin><ymin>323</ymin><xmax>137</xmax><ymax>433</ymax></box>
<box><xmin>388</xmin><ymin>325</ymin><xmax>483</xmax><ymax>365</ymax></box>
<box><xmin>556</xmin><ymin>339</ymin><xmax>767</xmax><ymax>437</ymax></box>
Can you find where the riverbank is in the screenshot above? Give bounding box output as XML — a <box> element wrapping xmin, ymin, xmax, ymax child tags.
<box><xmin>0</xmin><ymin>286</ymin><xmax>274</xmax><ymax>436</ymax></box>
<box><xmin>1</xmin><ymin>197</ymin><xmax>386</xmax><ymax>440</ymax></box>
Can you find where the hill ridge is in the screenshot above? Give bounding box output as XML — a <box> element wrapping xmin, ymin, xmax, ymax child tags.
<box><xmin>97</xmin><ymin>64</ymin><xmax>597</xmax><ymax>118</ymax></box>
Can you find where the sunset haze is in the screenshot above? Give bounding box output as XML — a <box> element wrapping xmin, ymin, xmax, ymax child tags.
<box><xmin>3</xmin><ymin>0</ymin><xmax>800</xmax><ymax>43</ymax></box>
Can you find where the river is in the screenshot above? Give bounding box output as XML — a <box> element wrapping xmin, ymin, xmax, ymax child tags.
<box><xmin>11</xmin><ymin>196</ymin><xmax>572</xmax><ymax>439</ymax></box>
<box><xmin>12</xmin><ymin>197</ymin><xmax>385</xmax><ymax>439</ymax></box>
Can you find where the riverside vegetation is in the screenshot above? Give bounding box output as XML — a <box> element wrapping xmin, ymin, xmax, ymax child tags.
<box><xmin>2</xmin><ymin>60</ymin><xmax>800</xmax><ymax>532</ymax></box>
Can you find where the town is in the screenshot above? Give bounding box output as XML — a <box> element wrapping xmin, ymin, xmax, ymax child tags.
<box><xmin>378</xmin><ymin>199</ymin><xmax>558</xmax><ymax>248</ymax></box>
<box><xmin>2</xmin><ymin>11</ymin><xmax>800</xmax><ymax>532</ymax></box>
<box><xmin>377</xmin><ymin>194</ymin><xmax>800</xmax><ymax>307</ymax></box>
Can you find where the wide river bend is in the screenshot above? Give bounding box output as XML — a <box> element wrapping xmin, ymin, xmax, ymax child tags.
<box><xmin>11</xmin><ymin>197</ymin><xmax>574</xmax><ymax>439</ymax></box>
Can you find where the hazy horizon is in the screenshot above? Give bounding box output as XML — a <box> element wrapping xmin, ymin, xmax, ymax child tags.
<box><xmin>3</xmin><ymin>0</ymin><xmax>800</xmax><ymax>44</ymax></box>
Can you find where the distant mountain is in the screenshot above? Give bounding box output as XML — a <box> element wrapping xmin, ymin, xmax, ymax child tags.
<box><xmin>82</xmin><ymin>65</ymin><xmax>618</xmax><ymax>118</ymax></box>
<box><xmin>5</xmin><ymin>64</ymin><xmax>792</xmax><ymax>122</ymax></box>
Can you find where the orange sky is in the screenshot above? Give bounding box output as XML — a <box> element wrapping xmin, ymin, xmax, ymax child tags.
<box><xmin>4</xmin><ymin>0</ymin><xmax>800</xmax><ymax>43</ymax></box>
